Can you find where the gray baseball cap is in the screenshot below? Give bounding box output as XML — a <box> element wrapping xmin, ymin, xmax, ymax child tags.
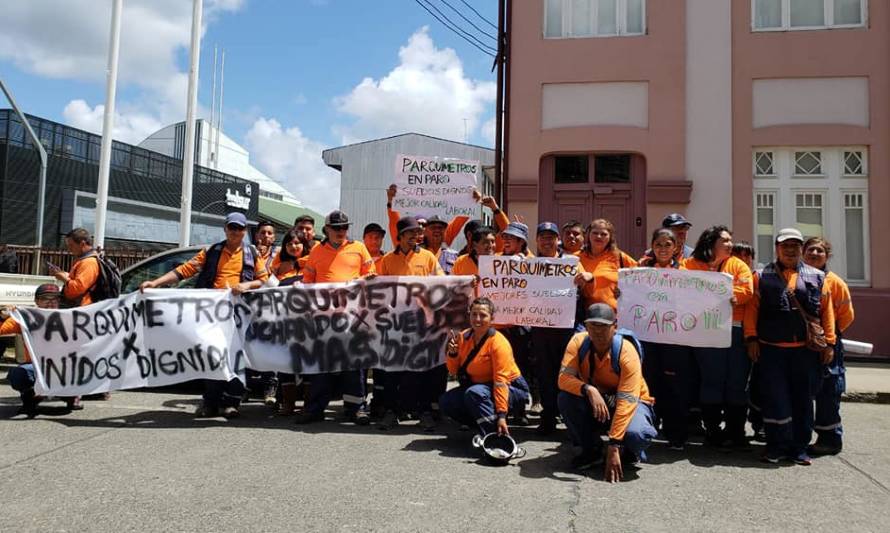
<box><xmin>583</xmin><ymin>303</ymin><xmax>616</xmax><ymax>325</ymax></box>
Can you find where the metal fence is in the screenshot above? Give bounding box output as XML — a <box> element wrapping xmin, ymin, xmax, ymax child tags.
<box><xmin>7</xmin><ymin>245</ymin><xmax>159</xmax><ymax>276</ymax></box>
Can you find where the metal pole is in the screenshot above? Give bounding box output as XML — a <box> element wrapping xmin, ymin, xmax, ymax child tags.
<box><xmin>208</xmin><ymin>45</ymin><xmax>217</xmax><ymax>167</ymax></box>
<box><xmin>179</xmin><ymin>0</ymin><xmax>203</xmax><ymax>246</ymax></box>
<box><xmin>0</xmin><ymin>78</ymin><xmax>48</xmax><ymax>274</ymax></box>
<box><xmin>94</xmin><ymin>0</ymin><xmax>123</xmax><ymax>249</ymax></box>
<box><xmin>494</xmin><ymin>0</ymin><xmax>505</xmax><ymax>206</ymax></box>
<box><xmin>214</xmin><ymin>49</ymin><xmax>225</xmax><ymax>170</ymax></box>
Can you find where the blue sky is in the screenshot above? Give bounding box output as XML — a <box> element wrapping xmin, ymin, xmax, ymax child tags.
<box><xmin>0</xmin><ymin>0</ymin><xmax>500</xmax><ymax>211</ymax></box>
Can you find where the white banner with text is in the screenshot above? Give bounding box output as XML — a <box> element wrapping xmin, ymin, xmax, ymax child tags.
<box><xmin>617</xmin><ymin>268</ymin><xmax>733</xmax><ymax>348</ymax></box>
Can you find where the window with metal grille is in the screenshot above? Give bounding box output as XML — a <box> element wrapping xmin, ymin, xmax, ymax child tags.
<box><xmin>754</xmin><ymin>151</ymin><xmax>775</xmax><ymax>177</ymax></box>
<box><xmin>843</xmin><ymin>150</ymin><xmax>864</xmax><ymax>176</ymax></box>
<box><xmin>794</xmin><ymin>151</ymin><xmax>822</xmax><ymax>176</ymax></box>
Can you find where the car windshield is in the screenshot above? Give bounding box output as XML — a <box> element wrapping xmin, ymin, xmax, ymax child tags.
<box><xmin>120</xmin><ymin>249</ymin><xmax>201</xmax><ymax>294</ymax></box>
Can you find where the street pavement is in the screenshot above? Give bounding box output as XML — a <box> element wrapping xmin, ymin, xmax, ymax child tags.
<box><xmin>1</xmin><ymin>377</ymin><xmax>889</xmax><ymax>533</ymax></box>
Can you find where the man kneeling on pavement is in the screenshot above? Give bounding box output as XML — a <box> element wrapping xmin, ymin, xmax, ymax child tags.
<box><xmin>558</xmin><ymin>304</ymin><xmax>657</xmax><ymax>482</ymax></box>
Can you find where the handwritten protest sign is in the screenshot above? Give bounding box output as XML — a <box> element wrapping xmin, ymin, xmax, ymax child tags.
<box><xmin>477</xmin><ymin>256</ymin><xmax>578</xmax><ymax>328</ymax></box>
<box><xmin>12</xmin><ymin>290</ymin><xmax>245</xmax><ymax>397</ymax></box>
<box><xmin>240</xmin><ymin>276</ymin><xmax>473</xmax><ymax>374</ymax></box>
<box><xmin>617</xmin><ymin>268</ymin><xmax>733</xmax><ymax>348</ymax></box>
<box><xmin>12</xmin><ymin>277</ymin><xmax>475</xmax><ymax>395</ymax></box>
<box><xmin>393</xmin><ymin>154</ymin><xmax>479</xmax><ymax>219</ymax></box>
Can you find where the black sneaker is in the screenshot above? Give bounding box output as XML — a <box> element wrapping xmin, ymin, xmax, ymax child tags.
<box><xmin>752</xmin><ymin>427</ymin><xmax>767</xmax><ymax>443</ymax></box>
<box><xmin>571</xmin><ymin>449</ymin><xmax>604</xmax><ymax>471</ymax></box>
<box><xmin>221</xmin><ymin>406</ymin><xmax>240</xmax><ymax>419</ymax></box>
<box><xmin>761</xmin><ymin>450</ymin><xmax>788</xmax><ymax>464</ymax></box>
<box><xmin>419</xmin><ymin>411</ymin><xmax>437</xmax><ymax>432</ymax></box>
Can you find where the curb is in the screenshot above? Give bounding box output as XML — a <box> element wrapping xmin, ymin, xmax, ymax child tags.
<box><xmin>842</xmin><ymin>391</ymin><xmax>890</xmax><ymax>405</ymax></box>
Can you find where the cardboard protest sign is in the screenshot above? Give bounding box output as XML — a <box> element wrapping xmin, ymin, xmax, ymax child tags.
<box><xmin>12</xmin><ymin>290</ymin><xmax>245</xmax><ymax>397</ymax></box>
<box><xmin>617</xmin><ymin>268</ymin><xmax>733</xmax><ymax>348</ymax></box>
<box><xmin>240</xmin><ymin>276</ymin><xmax>474</xmax><ymax>374</ymax></box>
<box><xmin>477</xmin><ymin>256</ymin><xmax>579</xmax><ymax>328</ymax></box>
<box><xmin>393</xmin><ymin>154</ymin><xmax>479</xmax><ymax>219</ymax></box>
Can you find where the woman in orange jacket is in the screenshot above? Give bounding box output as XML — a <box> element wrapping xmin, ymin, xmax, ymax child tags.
<box><xmin>803</xmin><ymin>237</ymin><xmax>854</xmax><ymax>456</ymax></box>
<box><xmin>684</xmin><ymin>225</ymin><xmax>753</xmax><ymax>448</ymax></box>
<box><xmin>438</xmin><ymin>297</ymin><xmax>530</xmax><ymax>436</ymax></box>
<box><xmin>576</xmin><ymin>219</ymin><xmax>638</xmax><ymax>311</ymax></box>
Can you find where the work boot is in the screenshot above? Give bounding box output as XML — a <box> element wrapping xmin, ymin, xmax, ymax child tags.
<box><xmin>378</xmin><ymin>410</ymin><xmax>399</xmax><ymax>430</ymax></box>
<box><xmin>293</xmin><ymin>410</ymin><xmax>324</xmax><ymax>425</ymax></box>
<box><xmin>352</xmin><ymin>408</ymin><xmax>371</xmax><ymax>426</ymax></box>
<box><xmin>221</xmin><ymin>406</ymin><xmax>240</xmax><ymax>419</ymax></box>
<box><xmin>724</xmin><ymin>405</ymin><xmax>750</xmax><ymax>448</ymax></box>
<box><xmin>277</xmin><ymin>383</ymin><xmax>298</xmax><ymax>416</ymax></box>
<box><xmin>511</xmin><ymin>403</ymin><xmax>530</xmax><ymax>426</ymax></box>
<box><xmin>194</xmin><ymin>402</ymin><xmax>219</xmax><ymax>418</ymax></box>
<box><xmin>17</xmin><ymin>390</ymin><xmax>39</xmax><ymax>419</ymax></box>
<box><xmin>536</xmin><ymin>416</ymin><xmax>557</xmax><ymax>436</ymax></box>
<box><xmin>808</xmin><ymin>439</ymin><xmax>842</xmax><ymax>456</ymax></box>
<box><xmin>419</xmin><ymin>411</ymin><xmax>436</xmax><ymax>432</ymax></box>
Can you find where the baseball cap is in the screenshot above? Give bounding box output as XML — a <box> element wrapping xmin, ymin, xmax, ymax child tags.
<box><xmin>775</xmin><ymin>227</ymin><xmax>804</xmax><ymax>244</ymax></box>
<box><xmin>536</xmin><ymin>222</ymin><xmax>559</xmax><ymax>236</ymax></box>
<box><xmin>35</xmin><ymin>283</ymin><xmax>61</xmax><ymax>299</ymax></box>
<box><xmin>225</xmin><ymin>212</ymin><xmax>247</xmax><ymax>228</ymax></box>
<box><xmin>425</xmin><ymin>215</ymin><xmax>448</xmax><ymax>228</ymax></box>
<box><xmin>502</xmin><ymin>222</ymin><xmax>529</xmax><ymax>242</ymax></box>
<box><xmin>363</xmin><ymin>223</ymin><xmax>386</xmax><ymax>237</ymax></box>
<box><xmin>396</xmin><ymin>216</ymin><xmax>422</xmax><ymax>235</ymax></box>
<box><xmin>583</xmin><ymin>303</ymin><xmax>616</xmax><ymax>325</ymax></box>
<box><xmin>325</xmin><ymin>210</ymin><xmax>351</xmax><ymax>228</ymax></box>
<box><xmin>661</xmin><ymin>213</ymin><xmax>692</xmax><ymax>228</ymax></box>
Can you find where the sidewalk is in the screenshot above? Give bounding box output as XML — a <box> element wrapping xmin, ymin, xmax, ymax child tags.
<box><xmin>844</xmin><ymin>362</ymin><xmax>890</xmax><ymax>403</ymax></box>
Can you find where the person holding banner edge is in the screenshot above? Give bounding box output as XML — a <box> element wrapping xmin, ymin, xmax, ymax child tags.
<box><xmin>531</xmin><ymin>221</ymin><xmax>586</xmax><ymax>435</ymax></box>
<box><xmin>375</xmin><ymin>216</ymin><xmax>444</xmax><ymax>431</ymax></box>
<box><xmin>2</xmin><ymin>284</ymin><xmax>82</xmax><ymax>418</ymax></box>
<box><xmin>439</xmin><ymin>297</ymin><xmax>530</xmax><ymax>438</ymax></box>
<box><xmin>296</xmin><ymin>209</ymin><xmax>377</xmax><ymax>426</ymax></box>
<box><xmin>636</xmin><ymin>228</ymin><xmax>695</xmax><ymax>450</ymax></box>
<box><xmin>683</xmin><ymin>225</ymin><xmax>753</xmax><ymax>448</ymax></box>
<box><xmin>745</xmin><ymin>228</ymin><xmax>836</xmax><ymax>465</ymax></box>
<box><xmin>139</xmin><ymin>212</ymin><xmax>270</xmax><ymax>418</ymax></box>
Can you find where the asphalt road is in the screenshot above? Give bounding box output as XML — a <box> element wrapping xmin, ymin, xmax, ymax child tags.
<box><xmin>1</xmin><ymin>382</ymin><xmax>889</xmax><ymax>533</ymax></box>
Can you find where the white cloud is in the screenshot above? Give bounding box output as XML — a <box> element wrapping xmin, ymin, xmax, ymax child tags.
<box><xmin>245</xmin><ymin>118</ymin><xmax>340</xmax><ymax>214</ymax></box>
<box><xmin>334</xmin><ymin>27</ymin><xmax>496</xmax><ymax>145</ymax></box>
<box><xmin>481</xmin><ymin>116</ymin><xmax>497</xmax><ymax>147</ymax></box>
<box><xmin>0</xmin><ymin>0</ymin><xmax>243</xmax><ymax>143</ymax></box>
<box><xmin>62</xmin><ymin>100</ymin><xmax>165</xmax><ymax>145</ymax></box>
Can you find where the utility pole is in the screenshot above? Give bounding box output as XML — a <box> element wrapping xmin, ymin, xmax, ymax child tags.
<box><xmin>94</xmin><ymin>0</ymin><xmax>123</xmax><ymax>249</ymax></box>
<box><xmin>0</xmin><ymin>79</ymin><xmax>47</xmax><ymax>274</ymax></box>
<box><xmin>179</xmin><ymin>0</ymin><xmax>203</xmax><ymax>246</ymax></box>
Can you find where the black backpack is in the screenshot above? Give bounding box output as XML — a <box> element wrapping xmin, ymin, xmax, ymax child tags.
<box><xmin>87</xmin><ymin>251</ymin><xmax>122</xmax><ymax>302</ymax></box>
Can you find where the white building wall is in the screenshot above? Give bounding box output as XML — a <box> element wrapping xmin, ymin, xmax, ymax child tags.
<box><xmin>685</xmin><ymin>0</ymin><xmax>734</xmax><ymax>232</ymax></box>
<box><xmin>325</xmin><ymin>135</ymin><xmax>495</xmax><ymax>250</ymax></box>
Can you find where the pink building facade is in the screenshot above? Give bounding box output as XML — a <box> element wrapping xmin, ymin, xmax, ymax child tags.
<box><xmin>506</xmin><ymin>0</ymin><xmax>890</xmax><ymax>355</ymax></box>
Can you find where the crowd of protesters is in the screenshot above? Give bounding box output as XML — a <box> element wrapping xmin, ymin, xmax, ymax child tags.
<box><xmin>1</xmin><ymin>185</ymin><xmax>854</xmax><ymax>481</ymax></box>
